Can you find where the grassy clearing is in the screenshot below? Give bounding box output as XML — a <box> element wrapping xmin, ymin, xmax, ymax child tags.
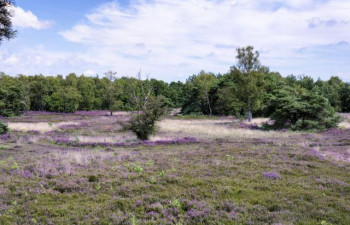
<box><xmin>156</xmin><ymin>119</ymin><xmax>297</xmax><ymax>140</ymax></box>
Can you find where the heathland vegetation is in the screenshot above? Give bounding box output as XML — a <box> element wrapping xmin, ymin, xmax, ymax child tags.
<box><xmin>2</xmin><ymin>1</ymin><xmax>350</xmax><ymax>224</ymax></box>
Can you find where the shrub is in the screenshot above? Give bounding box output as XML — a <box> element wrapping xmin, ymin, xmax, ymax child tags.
<box><xmin>126</xmin><ymin>95</ymin><xmax>167</xmax><ymax>140</ymax></box>
<box><xmin>266</xmin><ymin>87</ymin><xmax>341</xmax><ymax>131</ymax></box>
<box><xmin>0</xmin><ymin>121</ymin><xmax>9</xmax><ymax>134</ymax></box>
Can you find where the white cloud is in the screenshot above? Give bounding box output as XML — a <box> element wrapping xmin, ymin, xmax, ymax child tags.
<box><xmin>57</xmin><ymin>0</ymin><xmax>350</xmax><ymax>80</ymax></box>
<box><xmin>11</xmin><ymin>6</ymin><xmax>52</xmax><ymax>30</ymax></box>
<box><xmin>0</xmin><ymin>46</ymin><xmax>101</xmax><ymax>76</ymax></box>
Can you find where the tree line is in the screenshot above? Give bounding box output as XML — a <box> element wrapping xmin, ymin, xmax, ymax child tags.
<box><xmin>1</xmin><ymin>46</ymin><xmax>349</xmax><ymax>130</ymax></box>
<box><xmin>0</xmin><ymin>71</ymin><xmax>184</xmax><ymax>116</ymax></box>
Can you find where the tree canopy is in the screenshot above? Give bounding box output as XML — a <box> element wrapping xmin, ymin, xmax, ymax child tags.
<box><xmin>0</xmin><ymin>0</ymin><xmax>16</xmax><ymax>44</ymax></box>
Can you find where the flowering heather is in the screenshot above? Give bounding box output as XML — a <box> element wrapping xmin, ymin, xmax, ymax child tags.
<box><xmin>58</xmin><ymin>122</ymin><xmax>89</xmax><ymax>130</ymax></box>
<box><xmin>73</xmin><ymin>111</ymin><xmax>136</xmax><ymax>117</ymax></box>
<box><xmin>0</xmin><ymin>133</ymin><xmax>10</xmax><ymax>141</ymax></box>
<box><xmin>309</xmin><ymin>148</ymin><xmax>326</xmax><ymax>160</ymax></box>
<box><xmin>74</xmin><ymin>111</ymin><xmax>111</xmax><ymax>116</ymax></box>
<box><xmin>24</xmin><ymin>111</ymin><xmax>62</xmax><ymax>116</ymax></box>
<box><xmin>0</xmin><ymin>112</ymin><xmax>350</xmax><ymax>224</ymax></box>
<box><xmin>52</xmin><ymin>136</ymin><xmax>197</xmax><ymax>147</ymax></box>
<box><xmin>27</xmin><ymin>130</ymin><xmax>41</xmax><ymax>135</ymax></box>
<box><xmin>22</xmin><ymin>170</ymin><xmax>33</xmax><ymax>179</ymax></box>
<box><xmin>184</xmin><ymin>200</ymin><xmax>212</xmax><ymax>222</ymax></box>
<box><xmin>262</xmin><ymin>171</ymin><xmax>281</xmax><ymax>179</ymax></box>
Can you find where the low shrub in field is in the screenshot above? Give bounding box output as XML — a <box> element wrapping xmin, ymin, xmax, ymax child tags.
<box><xmin>125</xmin><ymin>95</ymin><xmax>167</xmax><ymax>140</ymax></box>
<box><xmin>265</xmin><ymin>87</ymin><xmax>341</xmax><ymax>131</ymax></box>
<box><xmin>0</xmin><ymin>121</ymin><xmax>9</xmax><ymax>134</ymax></box>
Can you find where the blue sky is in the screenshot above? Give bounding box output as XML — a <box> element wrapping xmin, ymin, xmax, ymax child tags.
<box><xmin>1</xmin><ymin>0</ymin><xmax>350</xmax><ymax>82</ymax></box>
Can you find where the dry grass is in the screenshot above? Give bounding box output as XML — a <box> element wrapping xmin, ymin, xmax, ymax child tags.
<box><xmin>7</xmin><ymin>122</ymin><xmax>80</xmax><ymax>133</ymax></box>
<box><xmin>54</xmin><ymin>150</ymin><xmax>114</xmax><ymax>166</ymax></box>
<box><xmin>338</xmin><ymin>113</ymin><xmax>350</xmax><ymax>129</ymax></box>
<box><xmin>240</xmin><ymin>118</ymin><xmax>271</xmax><ymax>126</ymax></box>
<box><xmin>339</xmin><ymin>121</ymin><xmax>350</xmax><ymax>129</ymax></box>
<box><xmin>157</xmin><ymin>119</ymin><xmax>295</xmax><ymax>140</ymax></box>
<box><xmin>70</xmin><ymin>134</ymin><xmax>135</xmax><ymax>144</ymax></box>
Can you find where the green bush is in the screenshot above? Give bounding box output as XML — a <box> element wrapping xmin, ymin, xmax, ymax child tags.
<box><xmin>126</xmin><ymin>96</ymin><xmax>167</xmax><ymax>140</ymax></box>
<box><xmin>266</xmin><ymin>87</ymin><xmax>341</xmax><ymax>131</ymax></box>
<box><xmin>0</xmin><ymin>121</ymin><xmax>9</xmax><ymax>134</ymax></box>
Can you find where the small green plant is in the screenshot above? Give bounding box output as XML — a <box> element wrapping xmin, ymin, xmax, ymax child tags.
<box><xmin>112</xmin><ymin>163</ymin><xmax>118</xmax><ymax>171</ymax></box>
<box><xmin>11</xmin><ymin>162</ymin><xmax>19</xmax><ymax>170</ymax></box>
<box><xmin>171</xmin><ymin>157</ymin><xmax>179</xmax><ymax>162</ymax></box>
<box><xmin>171</xmin><ymin>198</ymin><xmax>181</xmax><ymax>209</ymax></box>
<box><xmin>132</xmin><ymin>163</ymin><xmax>144</xmax><ymax>174</ymax></box>
<box><xmin>321</xmin><ymin>220</ymin><xmax>333</xmax><ymax>225</ymax></box>
<box><xmin>96</xmin><ymin>183</ymin><xmax>101</xmax><ymax>191</ymax></box>
<box><xmin>130</xmin><ymin>214</ymin><xmax>137</xmax><ymax>225</ymax></box>
<box><xmin>158</xmin><ymin>170</ymin><xmax>166</xmax><ymax>177</ymax></box>
<box><xmin>88</xmin><ymin>175</ymin><xmax>99</xmax><ymax>182</ymax></box>
<box><xmin>225</xmin><ymin>155</ymin><xmax>235</xmax><ymax>160</ymax></box>
<box><xmin>48</xmin><ymin>122</ymin><xmax>53</xmax><ymax>127</ymax></box>
<box><xmin>146</xmin><ymin>160</ymin><xmax>154</xmax><ymax>166</ymax></box>
<box><xmin>0</xmin><ymin>145</ymin><xmax>9</xmax><ymax>150</ymax></box>
<box><xmin>148</xmin><ymin>176</ymin><xmax>156</xmax><ymax>184</ymax></box>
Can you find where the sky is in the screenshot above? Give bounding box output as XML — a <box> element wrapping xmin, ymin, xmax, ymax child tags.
<box><xmin>1</xmin><ymin>0</ymin><xmax>350</xmax><ymax>82</ymax></box>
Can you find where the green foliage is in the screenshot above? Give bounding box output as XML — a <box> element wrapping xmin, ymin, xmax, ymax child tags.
<box><xmin>127</xmin><ymin>95</ymin><xmax>167</xmax><ymax>140</ymax></box>
<box><xmin>181</xmin><ymin>71</ymin><xmax>217</xmax><ymax>115</ymax></box>
<box><xmin>122</xmin><ymin>73</ymin><xmax>169</xmax><ymax>140</ymax></box>
<box><xmin>266</xmin><ymin>87</ymin><xmax>341</xmax><ymax>130</ymax></box>
<box><xmin>0</xmin><ymin>121</ymin><xmax>9</xmax><ymax>134</ymax></box>
<box><xmin>232</xmin><ymin>46</ymin><xmax>262</xmax><ymax>121</ymax></box>
<box><xmin>0</xmin><ymin>74</ymin><xmax>26</xmax><ymax>117</ymax></box>
<box><xmin>77</xmin><ymin>75</ymin><xmax>96</xmax><ymax>110</ymax></box>
<box><xmin>0</xmin><ymin>0</ymin><xmax>16</xmax><ymax>44</ymax></box>
<box><xmin>45</xmin><ymin>87</ymin><xmax>81</xmax><ymax>113</ymax></box>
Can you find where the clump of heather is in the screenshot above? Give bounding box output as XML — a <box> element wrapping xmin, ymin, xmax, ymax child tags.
<box><xmin>27</xmin><ymin>130</ymin><xmax>40</xmax><ymax>135</ymax></box>
<box><xmin>0</xmin><ymin>133</ymin><xmax>10</xmax><ymax>141</ymax></box>
<box><xmin>309</xmin><ymin>148</ymin><xmax>326</xmax><ymax>160</ymax></box>
<box><xmin>263</xmin><ymin>171</ymin><xmax>281</xmax><ymax>180</ymax></box>
<box><xmin>183</xmin><ymin>200</ymin><xmax>213</xmax><ymax>223</ymax></box>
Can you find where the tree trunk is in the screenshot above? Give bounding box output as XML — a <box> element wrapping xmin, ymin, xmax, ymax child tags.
<box><xmin>247</xmin><ymin>91</ymin><xmax>252</xmax><ymax>122</ymax></box>
<box><xmin>205</xmin><ymin>89</ymin><xmax>212</xmax><ymax>116</ymax></box>
<box><xmin>248</xmin><ymin>109</ymin><xmax>252</xmax><ymax>122</ymax></box>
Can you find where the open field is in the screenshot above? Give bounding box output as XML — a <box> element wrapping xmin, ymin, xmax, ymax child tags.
<box><xmin>1</xmin><ymin>112</ymin><xmax>350</xmax><ymax>224</ymax></box>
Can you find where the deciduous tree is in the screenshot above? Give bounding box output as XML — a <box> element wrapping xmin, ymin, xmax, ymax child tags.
<box><xmin>232</xmin><ymin>46</ymin><xmax>261</xmax><ymax>122</ymax></box>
